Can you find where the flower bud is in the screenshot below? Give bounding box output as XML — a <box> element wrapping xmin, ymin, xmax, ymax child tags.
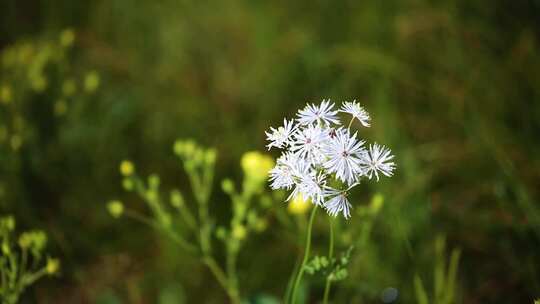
<box><xmin>288</xmin><ymin>194</ymin><xmax>311</xmax><ymax>215</ymax></box>
<box><xmin>119</xmin><ymin>160</ymin><xmax>135</xmax><ymax>176</ymax></box>
<box><xmin>221</xmin><ymin>179</ymin><xmax>235</xmax><ymax>194</ymax></box>
<box><xmin>60</xmin><ymin>28</ymin><xmax>75</xmax><ymax>47</ymax></box>
<box><xmin>170</xmin><ymin>189</ymin><xmax>184</xmax><ymax>208</ymax></box>
<box><xmin>148</xmin><ymin>174</ymin><xmax>160</xmax><ymax>189</ymax></box>
<box><xmin>232</xmin><ymin>225</ymin><xmax>247</xmax><ymax>240</ymax></box>
<box><xmin>122</xmin><ymin>178</ymin><xmax>134</xmax><ymax>191</ymax></box>
<box><xmin>107</xmin><ymin>200</ymin><xmax>124</xmax><ymax>218</ymax></box>
<box><xmin>46</xmin><ymin>258</ymin><xmax>60</xmax><ymax>275</ymax></box>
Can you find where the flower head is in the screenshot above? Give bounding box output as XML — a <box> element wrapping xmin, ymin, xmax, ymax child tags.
<box><xmin>265</xmin><ymin>119</ymin><xmax>296</xmax><ymax>150</ymax></box>
<box><xmin>269</xmin><ymin>152</ymin><xmax>305</xmax><ymax>190</ymax></box>
<box><xmin>323</xmin><ymin>188</ymin><xmax>352</xmax><ymax>219</ymax></box>
<box><xmin>297</xmin><ymin>99</ymin><xmax>340</xmax><ymax>126</ymax></box>
<box><xmin>340</xmin><ymin>101</ymin><xmax>370</xmax><ymax>127</ymax></box>
<box><xmin>323</xmin><ymin>129</ymin><xmax>366</xmax><ymax>185</ymax></box>
<box><xmin>266</xmin><ymin>99</ymin><xmax>395</xmax><ymax>219</ymax></box>
<box><xmin>290</xmin><ymin>124</ymin><xmax>328</xmax><ymax>164</ymax></box>
<box><xmin>362</xmin><ymin>143</ymin><xmax>395</xmax><ymax>181</ymax></box>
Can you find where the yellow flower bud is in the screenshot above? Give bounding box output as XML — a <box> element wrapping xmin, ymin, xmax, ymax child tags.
<box><xmin>54</xmin><ymin>100</ymin><xmax>68</xmax><ymax>116</ymax></box>
<box><xmin>119</xmin><ymin>160</ymin><xmax>135</xmax><ymax>176</ymax></box>
<box><xmin>10</xmin><ymin>135</ymin><xmax>22</xmax><ymax>151</ymax></box>
<box><xmin>107</xmin><ymin>200</ymin><xmax>124</xmax><ymax>218</ymax></box>
<box><xmin>370</xmin><ymin>193</ymin><xmax>384</xmax><ymax>214</ymax></box>
<box><xmin>46</xmin><ymin>258</ymin><xmax>60</xmax><ymax>275</ymax></box>
<box><xmin>288</xmin><ymin>194</ymin><xmax>311</xmax><ymax>215</ymax></box>
<box><xmin>60</xmin><ymin>29</ymin><xmax>75</xmax><ymax>47</ymax></box>
<box><xmin>122</xmin><ymin>178</ymin><xmax>134</xmax><ymax>191</ymax></box>
<box><xmin>221</xmin><ymin>179</ymin><xmax>235</xmax><ymax>194</ymax></box>
<box><xmin>84</xmin><ymin>71</ymin><xmax>100</xmax><ymax>93</ymax></box>
<box><xmin>0</xmin><ymin>85</ymin><xmax>12</xmax><ymax>104</ymax></box>
<box><xmin>232</xmin><ymin>225</ymin><xmax>247</xmax><ymax>240</ymax></box>
<box><xmin>170</xmin><ymin>190</ymin><xmax>184</xmax><ymax>208</ymax></box>
<box><xmin>241</xmin><ymin>151</ymin><xmax>274</xmax><ymax>182</ymax></box>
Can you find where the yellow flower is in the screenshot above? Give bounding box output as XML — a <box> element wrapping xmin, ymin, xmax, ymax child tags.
<box><xmin>119</xmin><ymin>160</ymin><xmax>135</xmax><ymax>176</ymax></box>
<box><xmin>84</xmin><ymin>71</ymin><xmax>100</xmax><ymax>93</ymax></box>
<box><xmin>107</xmin><ymin>200</ymin><xmax>124</xmax><ymax>218</ymax></box>
<box><xmin>232</xmin><ymin>225</ymin><xmax>247</xmax><ymax>240</ymax></box>
<box><xmin>0</xmin><ymin>85</ymin><xmax>12</xmax><ymax>104</ymax></box>
<box><xmin>10</xmin><ymin>135</ymin><xmax>22</xmax><ymax>151</ymax></box>
<box><xmin>288</xmin><ymin>194</ymin><xmax>311</xmax><ymax>215</ymax></box>
<box><xmin>54</xmin><ymin>100</ymin><xmax>68</xmax><ymax>116</ymax></box>
<box><xmin>60</xmin><ymin>29</ymin><xmax>75</xmax><ymax>47</ymax></box>
<box><xmin>46</xmin><ymin>258</ymin><xmax>60</xmax><ymax>275</ymax></box>
<box><xmin>241</xmin><ymin>151</ymin><xmax>274</xmax><ymax>181</ymax></box>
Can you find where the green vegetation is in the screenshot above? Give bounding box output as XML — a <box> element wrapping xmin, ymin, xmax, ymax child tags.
<box><xmin>0</xmin><ymin>1</ymin><xmax>539</xmax><ymax>302</ymax></box>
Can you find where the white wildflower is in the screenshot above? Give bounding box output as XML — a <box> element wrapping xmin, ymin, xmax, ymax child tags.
<box><xmin>265</xmin><ymin>118</ymin><xmax>296</xmax><ymax>150</ymax></box>
<box><xmin>269</xmin><ymin>152</ymin><xmax>306</xmax><ymax>190</ymax></box>
<box><xmin>340</xmin><ymin>101</ymin><xmax>370</xmax><ymax>127</ymax></box>
<box><xmin>266</xmin><ymin>99</ymin><xmax>396</xmax><ymax>219</ymax></box>
<box><xmin>288</xmin><ymin>172</ymin><xmax>326</xmax><ymax>206</ymax></box>
<box><xmin>362</xmin><ymin>143</ymin><xmax>395</xmax><ymax>181</ymax></box>
<box><xmin>323</xmin><ymin>129</ymin><xmax>366</xmax><ymax>185</ymax></box>
<box><xmin>323</xmin><ymin>188</ymin><xmax>352</xmax><ymax>219</ymax></box>
<box><xmin>290</xmin><ymin>124</ymin><xmax>328</xmax><ymax>164</ymax></box>
<box><xmin>297</xmin><ymin>99</ymin><xmax>340</xmax><ymax>126</ymax></box>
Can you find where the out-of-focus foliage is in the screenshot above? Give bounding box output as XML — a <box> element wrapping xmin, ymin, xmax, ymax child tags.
<box><xmin>0</xmin><ymin>215</ymin><xmax>59</xmax><ymax>304</ymax></box>
<box><xmin>0</xmin><ymin>0</ymin><xmax>539</xmax><ymax>303</ymax></box>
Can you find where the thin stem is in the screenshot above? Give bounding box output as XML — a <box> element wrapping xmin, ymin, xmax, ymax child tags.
<box><xmin>347</xmin><ymin>117</ymin><xmax>355</xmax><ymax>129</ymax></box>
<box><xmin>124</xmin><ymin>210</ymin><xmax>197</xmax><ymax>253</ymax></box>
<box><xmin>323</xmin><ymin>218</ymin><xmax>334</xmax><ymax>304</ymax></box>
<box><xmin>202</xmin><ymin>257</ymin><xmax>230</xmax><ymax>294</ymax></box>
<box><xmin>226</xmin><ymin>246</ymin><xmax>240</xmax><ymax>304</ymax></box>
<box><xmin>290</xmin><ymin>205</ymin><xmax>318</xmax><ymax>304</ymax></box>
<box><xmin>284</xmin><ymin>256</ymin><xmax>301</xmax><ymax>304</ymax></box>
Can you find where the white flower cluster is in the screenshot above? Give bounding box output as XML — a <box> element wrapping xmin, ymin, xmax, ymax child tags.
<box><xmin>266</xmin><ymin>99</ymin><xmax>395</xmax><ymax>219</ymax></box>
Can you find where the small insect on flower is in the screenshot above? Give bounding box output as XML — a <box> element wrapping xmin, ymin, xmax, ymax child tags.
<box><xmin>363</xmin><ymin>143</ymin><xmax>396</xmax><ymax>181</ymax></box>
<box><xmin>340</xmin><ymin>101</ymin><xmax>371</xmax><ymax>127</ymax></box>
<box><xmin>323</xmin><ymin>188</ymin><xmax>352</xmax><ymax>219</ymax></box>
<box><xmin>265</xmin><ymin>118</ymin><xmax>296</xmax><ymax>150</ymax></box>
<box><xmin>297</xmin><ymin>99</ymin><xmax>340</xmax><ymax>126</ymax></box>
<box><xmin>323</xmin><ymin>129</ymin><xmax>366</xmax><ymax>186</ymax></box>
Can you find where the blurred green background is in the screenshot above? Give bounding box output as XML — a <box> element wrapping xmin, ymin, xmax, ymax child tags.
<box><xmin>1</xmin><ymin>0</ymin><xmax>539</xmax><ymax>303</ymax></box>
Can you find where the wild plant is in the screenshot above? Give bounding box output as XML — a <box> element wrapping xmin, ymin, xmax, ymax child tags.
<box><xmin>0</xmin><ymin>216</ymin><xmax>59</xmax><ymax>304</ymax></box>
<box><xmin>108</xmin><ymin>140</ymin><xmax>275</xmax><ymax>303</ymax></box>
<box><xmin>265</xmin><ymin>99</ymin><xmax>395</xmax><ymax>303</ymax></box>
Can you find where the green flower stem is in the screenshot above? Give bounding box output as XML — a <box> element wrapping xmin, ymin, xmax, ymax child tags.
<box><xmin>203</xmin><ymin>256</ymin><xmax>240</xmax><ymax>304</ymax></box>
<box><xmin>226</xmin><ymin>245</ymin><xmax>240</xmax><ymax>304</ymax></box>
<box><xmin>290</xmin><ymin>205</ymin><xmax>318</xmax><ymax>304</ymax></box>
<box><xmin>347</xmin><ymin>117</ymin><xmax>355</xmax><ymax>129</ymax></box>
<box><xmin>323</xmin><ymin>218</ymin><xmax>334</xmax><ymax>304</ymax></box>
<box><xmin>124</xmin><ymin>210</ymin><xmax>197</xmax><ymax>254</ymax></box>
